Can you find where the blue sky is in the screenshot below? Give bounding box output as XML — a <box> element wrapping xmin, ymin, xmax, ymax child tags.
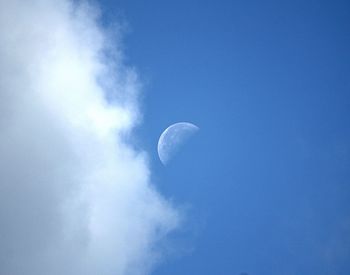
<box><xmin>100</xmin><ymin>0</ymin><xmax>350</xmax><ymax>274</ymax></box>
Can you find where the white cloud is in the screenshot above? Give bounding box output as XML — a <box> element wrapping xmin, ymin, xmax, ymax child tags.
<box><xmin>0</xmin><ymin>1</ymin><xmax>179</xmax><ymax>274</ymax></box>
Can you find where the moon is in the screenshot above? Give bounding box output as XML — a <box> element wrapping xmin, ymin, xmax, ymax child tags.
<box><xmin>157</xmin><ymin>122</ymin><xmax>199</xmax><ymax>165</ymax></box>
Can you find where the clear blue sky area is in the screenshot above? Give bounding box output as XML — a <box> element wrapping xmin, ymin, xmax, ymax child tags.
<box><xmin>101</xmin><ymin>1</ymin><xmax>350</xmax><ymax>274</ymax></box>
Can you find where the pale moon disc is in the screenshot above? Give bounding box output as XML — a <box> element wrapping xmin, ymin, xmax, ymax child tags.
<box><xmin>157</xmin><ymin>122</ymin><xmax>199</xmax><ymax>165</ymax></box>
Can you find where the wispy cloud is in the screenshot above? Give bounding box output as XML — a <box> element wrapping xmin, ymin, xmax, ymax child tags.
<box><xmin>0</xmin><ymin>1</ymin><xmax>178</xmax><ymax>274</ymax></box>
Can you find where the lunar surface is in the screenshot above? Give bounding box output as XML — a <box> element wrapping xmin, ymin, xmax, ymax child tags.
<box><xmin>157</xmin><ymin>122</ymin><xmax>199</xmax><ymax>165</ymax></box>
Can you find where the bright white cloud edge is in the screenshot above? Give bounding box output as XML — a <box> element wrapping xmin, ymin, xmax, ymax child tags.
<box><xmin>0</xmin><ymin>1</ymin><xmax>179</xmax><ymax>275</ymax></box>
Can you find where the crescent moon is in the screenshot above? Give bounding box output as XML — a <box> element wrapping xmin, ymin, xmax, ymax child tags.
<box><xmin>157</xmin><ymin>122</ymin><xmax>199</xmax><ymax>165</ymax></box>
